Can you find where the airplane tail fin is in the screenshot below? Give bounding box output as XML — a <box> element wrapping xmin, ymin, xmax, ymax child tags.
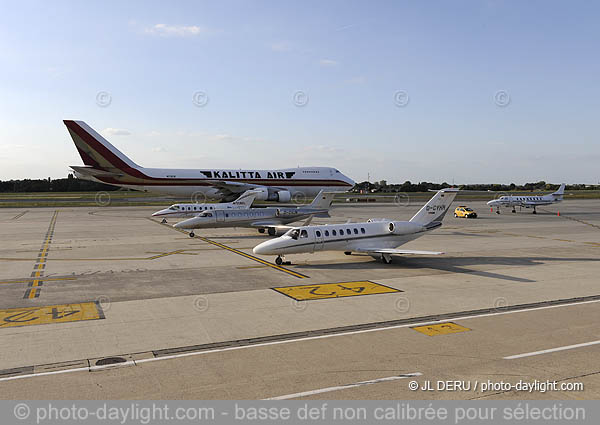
<box><xmin>551</xmin><ymin>183</ymin><xmax>566</xmax><ymax>199</ymax></box>
<box><xmin>233</xmin><ymin>190</ymin><xmax>259</xmax><ymax>207</ymax></box>
<box><xmin>308</xmin><ymin>190</ymin><xmax>336</xmax><ymax>209</ymax></box>
<box><xmin>409</xmin><ymin>188</ymin><xmax>459</xmax><ymax>227</ymax></box>
<box><xmin>63</xmin><ymin>120</ymin><xmax>141</xmax><ymax>172</ymax></box>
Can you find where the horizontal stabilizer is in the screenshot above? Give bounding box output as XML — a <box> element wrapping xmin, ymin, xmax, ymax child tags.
<box><xmin>70</xmin><ymin>166</ymin><xmax>123</xmax><ymax>177</ymax></box>
<box><xmin>356</xmin><ymin>248</ymin><xmax>444</xmax><ymax>255</ymax></box>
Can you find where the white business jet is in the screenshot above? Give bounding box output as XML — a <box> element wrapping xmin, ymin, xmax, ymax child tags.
<box><xmin>487</xmin><ymin>184</ymin><xmax>565</xmax><ymax>214</ymax></box>
<box><xmin>152</xmin><ymin>190</ymin><xmax>259</xmax><ymax>223</ymax></box>
<box><xmin>253</xmin><ymin>188</ymin><xmax>459</xmax><ymax>265</ymax></box>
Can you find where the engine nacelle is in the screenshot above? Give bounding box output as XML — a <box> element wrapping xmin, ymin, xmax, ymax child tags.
<box><xmin>387</xmin><ymin>221</ymin><xmax>424</xmax><ymax>235</ymax></box>
<box><xmin>252</xmin><ymin>188</ymin><xmax>292</xmax><ymax>202</ymax></box>
<box><xmin>252</xmin><ymin>187</ymin><xmax>270</xmax><ymax>201</ymax></box>
<box><xmin>274</xmin><ymin>190</ymin><xmax>291</xmax><ymax>203</ymax></box>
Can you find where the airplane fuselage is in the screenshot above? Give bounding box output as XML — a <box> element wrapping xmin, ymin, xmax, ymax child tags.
<box><xmin>254</xmin><ymin>220</ymin><xmax>427</xmax><ymax>255</ymax></box>
<box><xmin>173</xmin><ymin>207</ymin><xmax>329</xmax><ymax>230</ymax></box>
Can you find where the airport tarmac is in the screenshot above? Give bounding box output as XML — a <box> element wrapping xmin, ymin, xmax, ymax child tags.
<box><xmin>0</xmin><ymin>199</ymin><xmax>599</xmax><ymax>399</ymax></box>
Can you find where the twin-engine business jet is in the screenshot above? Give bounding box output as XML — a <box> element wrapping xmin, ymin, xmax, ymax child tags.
<box><xmin>173</xmin><ymin>191</ymin><xmax>336</xmax><ymax>237</ymax></box>
<box><xmin>487</xmin><ymin>184</ymin><xmax>565</xmax><ymax>214</ymax></box>
<box><xmin>253</xmin><ymin>188</ymin><xmax>459</xmax><ymax>265</ymax></box>
<box><xmin>152</xmin><ymin>190</ymin><xmax>259</xmax><ymax>223</ymax></box>
<box><xmin>64</xmin><ymin>120</ymin><xmax>355</xmax><ymax>202</ymax></box>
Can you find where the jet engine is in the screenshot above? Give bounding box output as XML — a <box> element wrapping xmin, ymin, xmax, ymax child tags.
<box><xmin>252</xmin><ymin>188</ymin><xmax>292</xmax><ymax>202</ymax></box>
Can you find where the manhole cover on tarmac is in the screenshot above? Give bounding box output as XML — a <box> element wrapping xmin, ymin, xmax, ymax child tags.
<box><xmin>95</xmin><ymin>357</ymin><xmax>127</xmax><ymax>366</ymax></box>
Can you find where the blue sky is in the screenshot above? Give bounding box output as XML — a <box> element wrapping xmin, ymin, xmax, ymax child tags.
<box><xmin>1</xmin><ymin>0</ymin><xmax>599</xmax><ymax>184</ymax></box>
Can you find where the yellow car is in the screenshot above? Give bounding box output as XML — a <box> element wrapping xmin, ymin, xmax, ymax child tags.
<box><xmin>454</xmin><ymin>206</ymin><xmax>477</xmax><ymax>218</ymax></box>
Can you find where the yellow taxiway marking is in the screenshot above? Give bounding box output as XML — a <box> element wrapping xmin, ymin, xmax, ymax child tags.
<box><xmin>0</xmin><ymin>277</ymin><xmax>76</xmax><ymax>285</ymax></box>
<box><xmin>412</xmin><ymin>322</ymin><xmax>471</xmax><ymax>336</ymax></box>
<box><xmin>273</xmin><ymin>281</ymin><xmax>399</xmax><ymax>301</ymax></box>
<box><xmin>148</xmin><ymin>218</ymin><xmax>309</xmax><ymax>279</ymax></box>
<box><xmin>0</xmin><ymin>302</ymin><xmax>104</xmax><ymax>328</ymax></box>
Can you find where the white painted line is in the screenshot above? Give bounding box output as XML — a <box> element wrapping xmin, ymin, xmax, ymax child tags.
<box><xmin>503</xmin><ymin>340</ymin><xmax>600</xmax><ymax>360</ymax></box>
<box><xmin>263</xmin><ymin>373</ymin><xmax>422</xmax><ymax>400</ymax></box>
<box><xmin>1</xmin><ymin>298</ymin><xmax>599</xmax><ymax>382</ymax></box>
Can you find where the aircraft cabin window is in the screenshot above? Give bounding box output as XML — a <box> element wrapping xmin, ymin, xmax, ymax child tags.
<box><xmin>324</xmin><ymin>230</ymin><xmax>329</xmax><ymax>236</ymax></box>
<box><xmin>361</xmin><ymin>228</ymin><xmax>366</xmax><ymax>234</ymax></box>
<box><xmin>332</xmin><ymin>230</ymin><xmax>337</xmax><ymax>236</ymax></box>
<box><xmin>354</xmin><ymin>228</ymin><xmax>358</xmax><ymax>235</ymax></box>
<box><xmin>346</xmin><ymin>229</ymin><xmax>351</xmax><ymax>235</ymax></box>
<box><xmin>300</xmin><ymin>230</ymin><xmax>308</xmax><ymax>238</ymax></box>
<box><xmin>316</xmin><ymin>230</ymin><xmax>322</xmax><ymax>237</ymax></box>
<box><xmin>193</xmin><ymin>207</ymin><xmax>197</xmax><ymax>210</ymax></box>
<box><xmin>225</xmin><ymin>213</ymin><xmax>229</xmax><ymax>217</ymax></box>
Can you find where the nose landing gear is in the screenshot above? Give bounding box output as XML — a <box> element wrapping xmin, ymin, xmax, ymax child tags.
<box><xmin>161</xmin><ymin>218</ymin><xmax>167</xmax><ymax>224</ymax></box>
<box><xmin>189</xmin><ymin>231</ymin><xmax>195</xmax><ymax>237</ymax></box>
<box><xmin>275</xmin><ymin>255</ymin><xmax>284</xmax><ymax>265</ymax></box>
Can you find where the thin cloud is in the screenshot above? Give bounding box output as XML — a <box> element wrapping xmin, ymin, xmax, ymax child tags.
<box><xmin>270</xmin><ymin>41</ymin><xmax>292</xmax><ymax>52</ymax></box>
<box><xmin>319</xmin><ymin>59</ymin><xmax>338</xmax><ymax>66</ymax></box>
<box><xmin>145</xmin><ymin>24</ymin><xmax>213</xmax><ymax>37</ymax></box>
<box><xmin>102</xmin><ymin>128</ymin><xmax>132</xmax><ymax>136</ymax></box>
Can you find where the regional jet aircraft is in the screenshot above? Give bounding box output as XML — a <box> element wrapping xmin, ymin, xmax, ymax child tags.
<box><xmin>253</xmin><ymin>188</ymin><xmax>459</xmax><ymax>265</ymax></box>
<box><xmin>152</xmin><ymin>190</ymin><xmax>259</xmax><ymax>223</ymax></box>
<box><xmin>173</xmin><ymin>191</ymin><xmax>336</xmax><ymax>237</ymax></box>
<box><xmin>487</xmin><ymin>184</ymin><xmax>565</xmax><ymax>214</ymax></box>
<box><xmin>64</xmin><ymin>120</ymin><xmax>355</xmax><ymax>201</ymax></box>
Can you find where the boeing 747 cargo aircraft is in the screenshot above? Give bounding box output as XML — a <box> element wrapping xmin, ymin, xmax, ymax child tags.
<box><xmin>64</xmin><ymin>120</ymin><xmax>355</xmax><ymax>202</ymax></box>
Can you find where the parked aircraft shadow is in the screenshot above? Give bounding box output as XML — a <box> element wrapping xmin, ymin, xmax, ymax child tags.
<box><xmin>295</xmin><ymin>256</ymin><xmax>600</xmax><ymax>283</ymax></box>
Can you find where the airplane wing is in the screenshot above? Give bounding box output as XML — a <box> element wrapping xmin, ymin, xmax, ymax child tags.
<box><xmin>355</xmin><ymin>248</ymin><xmax>444</xmax><ymax>255</ymax></box>
<box><xmin>207</xmin><ymin>180</ymin><xmax>285</xmax><ymax>193</ymax></box>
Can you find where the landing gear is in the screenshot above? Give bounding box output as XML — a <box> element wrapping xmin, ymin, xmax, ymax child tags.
<box><xmin>495</xmin><ymin>207</ymin><xmax>500</xmax><ymax>214</ymax></box>
<box><xmin>344</xmin><ymin>251</ymin><xmax>352</xmax><ymax>255</ymax></box>
<box><xmin>267</xmin><ymin>228</ymin><xmax>276</xmax><ymax>236</ymax></box>
<box><xmin>532</xmin><ymin>206</ymin><xmax>537</xmax><ymax>214</ymax></box>
<box><xmin>161</xmin><ymin>218</ymin><xmax>167</xmax><ymax>224</ymax></box>
<box><xmin>189</xmin><ymin>231</ymin><xmax>195</xmax><ymax>238</ymax></box>
<box><xmin>258</xmin><ymin>228</ymin><xmax>265</xmax><ymax>234</ymax></box>
<box><xmin>381</xmin><ymin>253</ymin><xmax>392</xmax><ymax>264</ymax></box>
<box><xmin>275</xmin><ymin>255</ymin><xmax>284</xmax><ymax>265</ymax></box>
<box><xmin>511</xmin><ymin>208</ymin><xmax>516</xmax><ymax>213</ymax></box>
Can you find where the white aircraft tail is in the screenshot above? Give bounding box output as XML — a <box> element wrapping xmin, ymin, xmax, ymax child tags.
<box><xmin>308</xmin><ymin>190</ymin><xmax>336</xmax><ymax>209</ymax></box>
<box><xmin>409</xmin><ymin>188</ymin><xmax>459</xmax><ymax>227</ymax></box>
<box><xmin>549</xmin><ymin>183</ymin><xmax>566</xmax><ymax>200</ymax></box>
<box><xmin>232</xmin><ymin>190</ymin><xmax>260</xmax><ymax>207</ymax></box>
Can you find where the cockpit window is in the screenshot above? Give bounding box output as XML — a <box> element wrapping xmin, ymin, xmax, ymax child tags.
<box><xmin>169</xmin><ymin>206</ymin><xmax>177</xmax><ymax>210</ymax></box>
<box><xmin>290</xmin><ymin>229</ymin><xmax>300</xmax><ymax>240</ymax></box>
<box><xmin>200</xmin><ymin>212</ymin><xmax>212</xmax><ymax>217</ymax></box>
<box><xmin>300</xmin><ymin>230</ymin><xmax>308</xmax><ymax>238</ymax></box>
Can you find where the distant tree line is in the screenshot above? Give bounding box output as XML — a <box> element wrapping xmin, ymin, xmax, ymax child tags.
<box><xmin>0</xmin><ymin>174</ymin><xmax>119</xmax><ymax>193</ymax></box>
<box><xmin>352</xmin><ymin>180</ymin><xmax>597</xmax><ymax>193</ymax></box>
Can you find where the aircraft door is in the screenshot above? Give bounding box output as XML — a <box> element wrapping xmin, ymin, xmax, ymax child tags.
<box><xmin>314</xmin><ymin>229</ymin><xmax>324</xmax><ymax>251</ymax></box>
<box><xmin>215</xmin><ymin>210</ymin><xmax>226</xmax><ymax>222</ymax></box>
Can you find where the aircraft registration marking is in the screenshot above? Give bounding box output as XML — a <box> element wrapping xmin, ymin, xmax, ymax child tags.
<box><xmin>412</xmin><ymin>322</ymin><xmax>471</xmax><ymax>336</ymax></box>
<box><xmin>0</xmin><ymin>302</ymin><xmax>104</xmax><ymax>329</ymax></box>
<box><xmin>273</xmin><ymin>281</ymin><xmax>400</xmax><ymax>301</ymax></box>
